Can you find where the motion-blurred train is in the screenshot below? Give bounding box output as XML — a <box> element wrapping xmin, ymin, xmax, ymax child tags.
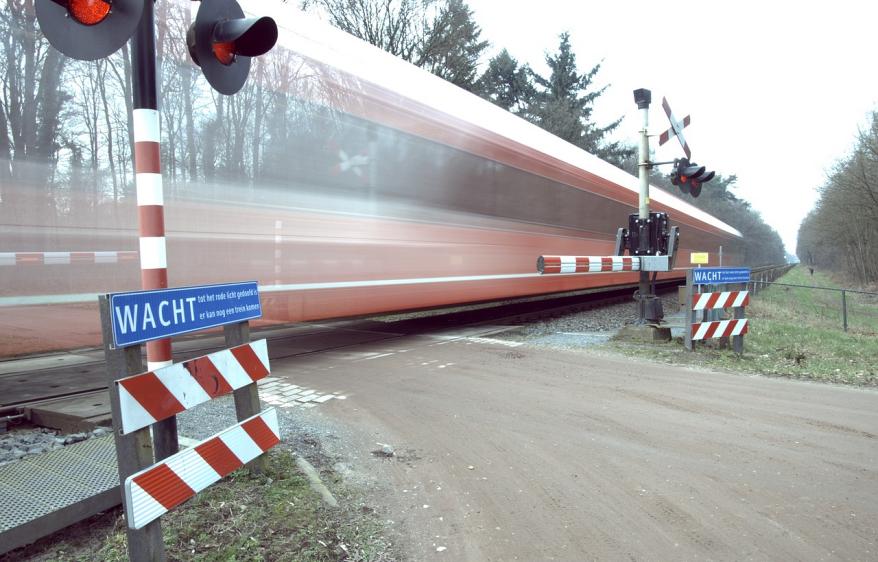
<box><xmin>0</xmin><ymin>3</ymin><xmax>740</xmax><ymax>356</ymax></box>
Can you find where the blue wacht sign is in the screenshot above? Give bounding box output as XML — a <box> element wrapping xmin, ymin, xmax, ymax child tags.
<box><xmin>109</xmin><ymin>281</ymin><xmax>261</xmax><ymax>347</ymax></box>
<box><xmin>691</xmin><ymin>267</ymin><xmax>751</xmax><ymax>285</ymax></box>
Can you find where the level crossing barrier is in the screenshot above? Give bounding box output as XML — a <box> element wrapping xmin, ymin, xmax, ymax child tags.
<box><xmin>537</xmin><ymin>254</ymin><xmax>674</xmax><ymax>275</ymax></box>
<box><xmin>0</xmin><ymin>250</ymin><xmax>138</xmax><ymax>266</ymax></box>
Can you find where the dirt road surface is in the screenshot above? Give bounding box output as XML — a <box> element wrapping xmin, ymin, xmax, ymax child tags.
<box><xmin>271</xmin><ymin>328</ymin><xmax>878</xmax><ymax>561</ymax></box>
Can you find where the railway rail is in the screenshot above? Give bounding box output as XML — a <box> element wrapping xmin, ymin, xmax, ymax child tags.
<box><xmin>0</xmin><ymin>263</ymin><xmax>790</xmax><ymax>558</ymax></box>
<box><xmin>1</xmin><ymin>265</ymin><xmax>788</xmax><ymax>431</ymax></box>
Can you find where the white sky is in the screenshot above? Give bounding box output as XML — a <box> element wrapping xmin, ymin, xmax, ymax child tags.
<box><xmin>466</xmin><ymin>0</ymin><xmax>878</xmax><ymax>255</ymax></box>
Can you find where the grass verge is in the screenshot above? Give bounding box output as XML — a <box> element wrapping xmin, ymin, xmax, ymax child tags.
<box><xmin>609</xmin><ymin>266</ymin><xmax>878</xmax><ymax>386</ymax></box>
<box><xmin>3</xmin><ymin>447</ymin><xmax>395</xmax><ymax>562</ymax></box>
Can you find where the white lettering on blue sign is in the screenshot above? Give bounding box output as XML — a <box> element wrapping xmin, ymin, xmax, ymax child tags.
<box><xmin>692</xmin><ymin>268</ymin><xmax>751</xmax><ymax>285</ymax></box>
<box><xmin>109</xmin><ymin>282</ymin><xmax>261</xmax><ymax>347</ymax></box>
<box><xmin>113</xmin><ymin>298</ymin><xmax>197</xmax><ymax>335</ymax></box>
<box><xmin>114</xmin><ymin>304</ymin><xmax>138</xmax><ymax>335</ymax></box>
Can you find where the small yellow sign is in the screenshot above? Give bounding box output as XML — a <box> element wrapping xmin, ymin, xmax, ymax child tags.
<box><xmin>690</xmin><ymin>252</ymin><xmax>709</xmax><ymax>265</ymax></box>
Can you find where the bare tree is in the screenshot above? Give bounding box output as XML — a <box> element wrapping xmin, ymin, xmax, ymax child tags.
<box><xmin>0</xmin><ymin>0</ymin><xmax>68</xmax><ymax>217</ymax></box>
<box><xmin>797</xmin><ymin>111</ymin><xmax>878</xmax><ymax>283</ymax></box>
<box><xmin>300</xmin><ymin>0</ymin><xmax>434</xmax><ymax>61</ymax></box>
<box><xmin>300</xmin><ymin>0</ymin><xmax>487</xmax><ymax>91</ymax></box>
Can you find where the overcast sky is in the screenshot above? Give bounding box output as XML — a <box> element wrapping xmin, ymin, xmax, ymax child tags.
<box><xmin>465</xmin><ymin>0</ymin><xmax>878</xmax><ymax>254</ymax></box>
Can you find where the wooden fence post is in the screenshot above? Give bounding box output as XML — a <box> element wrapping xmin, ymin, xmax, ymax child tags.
<box><xmin>733</xmin><ymin>282</ymin><xmax>745</xmax><ymax>355</ymax></box>
<box><xmin>224</xmin><ymin>321</ymin><xmax>267</xmax><ymax>473</ymax></box>
<box><xmin>99</xmin><ymin>296</ymin><xmax>166</xmax><ymax>562</ymax></box>
<box><xmin>684</xmin><ymin>270</ymin><xmax>694</xmax><ymax>351</ymax></box>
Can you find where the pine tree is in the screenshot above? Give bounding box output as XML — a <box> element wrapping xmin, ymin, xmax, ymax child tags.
<box><xmin>475</xmin><ymin>49</ymin><xmax>533</xmax><ymax>113</ymax></box>
<box><xmin>526</xmin><ymin>33</ymin><xmax>627</xmax><ymax>162</ymax></box>
<box><xmin>418</xmin><ymin>0</ymin><xmax>489</xmax><ymax>91</ymax></box>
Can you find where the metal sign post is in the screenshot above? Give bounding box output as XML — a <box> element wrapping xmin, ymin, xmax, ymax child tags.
<box><xmin>633</xmin><ymin>89</ymin><xmax>654</xmax><ymax>324</ymax></box>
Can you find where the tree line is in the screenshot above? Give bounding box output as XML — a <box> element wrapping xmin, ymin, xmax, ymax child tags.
<box><xmin>300</xmin><ymin>0</ymin><xmax>630</xmax><ymax>164</ymax></box>
<box><xmin>797</xmin><ymin>112</ymin><xmax>878</xmax><ymax>284</ymax></box>
<box><xmin>302</xmin><ymin>0</ymin><xmax>786</xmax><ymax>265</ymax></box>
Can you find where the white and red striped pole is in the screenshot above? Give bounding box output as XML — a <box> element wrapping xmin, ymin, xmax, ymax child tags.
<box><xmin>133</xmin><ymin>109</ymin><xmax>171</xmax><ymax>371</ymax></box>
<box><xmin>131</xmin><ymin>0</ymin><xmax>176</xmax><ymax>464</ymax></box>
<box><xmin>120</xmin><ymin>2</ymin><xmax>171</xmax><ymax>559</ymax></box>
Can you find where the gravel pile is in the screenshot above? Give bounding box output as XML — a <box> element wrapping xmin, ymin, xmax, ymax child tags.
<box><xmin>0</xmin><ymin>391</ymin><xmax>362</xmax><ymax>473</ymax></box>
<box><xmin>176</xmin><ymin>394</ymin><xmax>363</xmax><ymax>475</ymax></box>
<box><xmin>502</xmin><ymin>294</ymin><xmax>681</xmax><ymax>348</ymax></box>
<box><xmin>0</xmin><ymin>426</ymin><xmax>112</xmax><ymax>467</ymax></box>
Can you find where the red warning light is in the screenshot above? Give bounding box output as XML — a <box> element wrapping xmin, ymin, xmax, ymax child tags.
<box><xmin>68</xmin><ymin>0</ymin><xmax>111</xmax><ymax>26</ymax></box>
<box><xmin>212</xmin><ymin>42</ymin><xmax>235</xmax><ymax>65</ymax></box>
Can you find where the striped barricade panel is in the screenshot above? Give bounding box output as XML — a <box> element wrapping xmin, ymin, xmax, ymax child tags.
<box><xmin>691</xmin><ymin>319</ymin><xmax>748</xmax><ymax>341</ymax></box>
<box><xmin>124</xmin><ymin>408</ymin><xmax>281</xmax><ymax>530</ymax></box>
<box><xmin>692</xmin><ymin>291</ymin><xmax>749</xmax><ymax>310</ymax></box>
<box><xmin>0</xmin><ymin>251</ymin><xmax>138</xmax><ymax>266</ymax></box>
<box><xmin>116</xmin><ymin>339</ymin><xmax>270</xmax><ymax>434</ymax></box>
<box><xmin>537</xmin><ymin>256</ymin><xmax>640</xmax><ymax>274</ymax></box>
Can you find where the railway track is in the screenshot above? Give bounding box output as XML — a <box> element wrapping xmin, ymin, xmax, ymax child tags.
<box><xmin>0</xmin><ymin>281</ymin><xmax>661</xmax><ymax>419</ymax></box>
<box><xmin>0</xmin><ymin>264</ymin><xmax>788</xmax><ymax>430</ymax></box>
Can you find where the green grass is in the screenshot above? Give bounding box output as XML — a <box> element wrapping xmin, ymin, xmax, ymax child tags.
<box><xmin>6</xmin><ymin>449</ymin><xmax>394</xmax><ymax>562</ymax></box>
<box><xmin>610</xmin><ymin>266</ymin><xmax>878</xmax><ymax>386</ymax></box>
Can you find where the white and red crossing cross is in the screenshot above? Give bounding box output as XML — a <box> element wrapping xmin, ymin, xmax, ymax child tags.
<box><xmin>658</xmin><ymin>97</ymin><xmax>691</xmax><ymax>159</ymax></box>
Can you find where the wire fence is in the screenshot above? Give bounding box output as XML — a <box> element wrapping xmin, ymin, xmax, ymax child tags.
<box><xmin>748</xmin><ymin>279</ymin><xmax>878</xmax><ymax>333</ymax></box>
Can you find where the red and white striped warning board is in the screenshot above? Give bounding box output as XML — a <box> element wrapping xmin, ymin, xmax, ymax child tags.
<box><xmin>124</xmin><ymin>409</ymin><xmax>280</xmax><ymax>530</ymax></box>
<box><xmin>691</xmin><ymin>291</ymin><xmax>749</xmax><ymax>310</ymax></box>
<box><xmin>116</xmin><ymin>339</ymin><xmax>270</xmax><ymax>434</ymax></box>
<box><xmin>538</xmin><ymin>256</ymin><xmax>640</xmax><ymax>274</ymax></box>
<box><xmin>0</xmin><ymin>251</ymin><xmax>138</xmax><ymax>266</ymax></box>
<box><xmin>691</xmin><ymin>319</ymin><xmax>748</xmax><ymax>340</ymax></box>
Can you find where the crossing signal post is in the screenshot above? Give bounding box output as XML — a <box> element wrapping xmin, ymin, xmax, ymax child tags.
<box><xmin>631</xmin><ymin>88</ymin><xmax>665</xmax><ymax>324</ymax></box>
<box><xmin>35</xmin><ymin>1</ymin><xmax>278</xmax><ymax>560</ymax></box>
<box><xmin>671</xmin><ymin>158</ymin><xmax>715</xmax><ymax>197</ymax></box>
<box><xmin>624</xmin><ymin>89</ymin><xmax>716</xmax><ymax>328</ymax></box>
<box><xmin>187</xmin><ymin>0</ymin><xmax>279</xmax><ymax>95</ymax></box>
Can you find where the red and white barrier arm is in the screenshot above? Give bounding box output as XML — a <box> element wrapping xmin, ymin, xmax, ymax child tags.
<box><xmin>691</xmin><ymin>319</ymin><xmax>748</xmax><ymax>341</ymax></box>
<box><xmin>116</xmin><ymin>340</ymin><xmax>270</xmax><ymax>435</ymax></box>
<box><xmin>692</xmin><ymin>291</ymin><xmax>749</xmax><ymax>310</ymax></box>
<box><xmin>0</xmin><ymin>251</ymin><xmax>138</xmax><ymax>266</ymax></box>
<box><xmin>537</xmin><ymin>255</ymin><xmax>640</xmax><ymax>274</ymax></box>
<box><xmin>124</xmin><ymin>408</ymin><xmax>281</xmax><ymax>530</ymax></box>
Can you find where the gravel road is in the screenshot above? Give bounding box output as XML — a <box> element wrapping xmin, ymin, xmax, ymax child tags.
<box><xmin>266</xmin><ymin>324</ymin><xmax>878</xmax><ymax>561</ymax></box>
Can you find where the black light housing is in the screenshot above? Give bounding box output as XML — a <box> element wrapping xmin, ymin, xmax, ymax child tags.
<box><xmin>671</xmin><ymin>158</ymin><xmax>715</xmax><ymax>198</ymax></box>
<box><xmin>633</xmin><ymin>88</ymin><xmax>652</xmax><ymax>110</ymax></box>
<box><xmin>188</xmin><ymin>0</ymin><xmax>278</xmax><ymax>95</ymax></box>
<box><xmin>36</xmin><ymin>0</ymin><xmax>144</xmax><ymax>60</ymax></box>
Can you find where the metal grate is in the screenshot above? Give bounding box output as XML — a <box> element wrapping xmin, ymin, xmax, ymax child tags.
<box><xmin>0</xmin><ymin>482</ymin><xmax>52</xmax><ymax>530</ymax></box>
<box><xmin>0</xmin><ymin>434</ymin><xmax>118</xmax><ymax>533</ymax></box>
